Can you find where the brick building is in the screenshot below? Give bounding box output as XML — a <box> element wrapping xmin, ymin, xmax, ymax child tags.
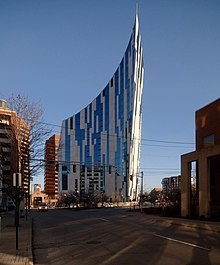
<box><xmin>181</xmin><ymin>98</ymin><xmax>220</xmax><ymax>217</ymax></box>
<box><xmin>44</xmin><ymin>134</ymin><xmax>60</xmax><ymax>201</ymax></box>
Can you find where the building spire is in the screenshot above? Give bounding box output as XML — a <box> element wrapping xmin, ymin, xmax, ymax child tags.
<box><xmin>136</xmin><ymin>2</ymin><xmax>138</xmax><ymax>17</ymax></box>
<box><xmin>135</xmin><ymin>1</ymin><xmax>139</xmax><ymax>34</ymax></box>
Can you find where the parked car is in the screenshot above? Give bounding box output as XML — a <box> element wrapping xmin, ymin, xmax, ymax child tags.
<box><xmin>38</xmin><ymin>203</ymin><xmax>48</xmax><ymax>212</ymax></box>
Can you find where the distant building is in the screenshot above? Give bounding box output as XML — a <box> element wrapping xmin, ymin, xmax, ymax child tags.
<box><xmin>162</xmin><ymin>176</ymin><xmax>181</xmax><ymax>195</ymax></box>
<box><xmin>0</xmin><ymin>99</ymin><xmax>30</xmax><ymax>210</ymax></box>
<box><xmin>58</xmin><ymin>14</ymin><xmax>144</xmax><ymax>202</ymax></box>
<box><xmin>44</xmin><ymin>134</ymin><xmax>60</xmax><ymax>200</ymax></box>
<box><xmin>181</xmin><ymin>98</ymin><xmax>220</xmax><ymax>217</ymax></box>
<box><xmin>31</xmin><ymin>190</ymin><xmax>48</xmax><ymax>208</ymax></box>
<box><xmin>161</xmin><ymin>175</ymin><xmax>181</xmax><ymax>201</ymax></box>
<box><xmin>33</xmin><ymin>184</ymin><xmax>42</xmax><ymax>193</ymax></box>
<box><xmin>153</xmin><ymin>187</ymin><xmax>162</xmax><ymax>193</ymax></box>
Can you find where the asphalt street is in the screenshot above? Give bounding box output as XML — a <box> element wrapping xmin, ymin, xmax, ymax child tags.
<box><xmin>32</xmin><ymin>208</ymin><xmax>220</xmax><ymax>265</ymax></box>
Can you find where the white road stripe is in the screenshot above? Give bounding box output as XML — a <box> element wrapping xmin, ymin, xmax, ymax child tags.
<box><xmin>99</xmin><ymin>218</ymin><xmax>109</xmax><ymax>222</ymax></box>
<box><xmin>119</xmin><ymin>215</ymin><xmax>127</xmax><ymax>218</ymax></box>
<box><xmin>154</xmin><ymin>233</ymin><xmax>210</xmax><ymax>251</ymax></box>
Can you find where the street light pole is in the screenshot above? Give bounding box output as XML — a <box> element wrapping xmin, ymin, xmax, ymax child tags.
<box><xmin>25</xmin><ymin>191</ymin><xmax>28</xmax><ymax>221</ymax></box>
<box><xmin>140</xmin><ymin>171</ymin><xmax>144</xmax><ymax>213</ymax></box>
<box><xmin>15</xmin><ymin>183</ymin><xmax>19</xmax><ymax>249</ymax></box>
<box><xmin>13</xmin><ymin>173</ymin><xmax>22</xmax><ymax>250</ymax></box>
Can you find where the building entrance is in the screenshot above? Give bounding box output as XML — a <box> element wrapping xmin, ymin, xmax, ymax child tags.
<box><xmin>209</xmin><ymin>154</ymin><xmax>220</xmax><ymax>216</ymax></box>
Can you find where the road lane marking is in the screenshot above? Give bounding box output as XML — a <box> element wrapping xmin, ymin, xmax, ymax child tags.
<box><xmin>99</xmin><ymin>218</ymin><xmax>109</xmax><ymax>222</ymax></box>
<box><xmin>154</xmin><ymin>233</ymin><xmax>210</xmax><ymax>251</ymax></box>
<box><xmin>100</xmin><ymin>236</ymin><xmax>144</xmax><ymax>265</ymax></box>
<box><xmin>119</xmin><ymin>215</ymin><xmax>127</xmax><ymax>218</ymax></box>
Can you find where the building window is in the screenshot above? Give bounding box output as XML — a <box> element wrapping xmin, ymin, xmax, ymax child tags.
<box><xmin>62</xmin><ymin>174</ymin><xmax>68</xmax><ymax>190</ymax></box>
<box><xmin>75</xmin><ymin>179</ymin><xmax>78</xmax><ymax>191</ymax></box>
<box><xmin>110</xmin><ymin>78</ymin><xmax>113</xmax><ymax>87</ymax></box>
<box><xmin>81</xmin><ymin>165</ymin><xmax>85</xmax><ymax>172</ymax></box>
<box><xmin>62</xmin><ymin>165</ymin><xmax>67</xmax><ymax>171</ymax></box>
<box><xmin>203</xmin><ymin>134</ymin><xmax>214</xmax><ymax>148</ymax></box>
<box><xmin>70</xmin><ymin>117</ymin><xmax>73</xmax><ymax>130</ymax></box>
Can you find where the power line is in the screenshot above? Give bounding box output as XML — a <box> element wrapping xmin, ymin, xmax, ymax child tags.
<box><xmin>141</xmin><ymin>167</ymin><xmax>179</xmax><ymax>171</ymax></box>
<box><xmin>30</xmin><ymin>158</ymin><xmax>116</xmax><ymax>168</ymax></box>
<box><xmin>140</xmin><ymin>143</ymin><xmax>193</xmax><ymax>148</ymax></box>
<box><xmin>142</xmin><ymin>138</ymin><xmax>194</xmax><ymax>145</ymax></box>
<box><xmin>31</xmin><ymin>119</ymin><xmax>195</xmax><ymax>147</ymax></box>
<box><xmin>31</xmin><ymin>158</ymin><xmax>181</xmax><ymax>175</ymax></box>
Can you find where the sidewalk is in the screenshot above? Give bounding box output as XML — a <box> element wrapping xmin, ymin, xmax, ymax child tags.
<box><xmin>0</xmin><ymin>211</ymin><xmax>33</xmax><ymax>265</ymax></box>
<box><xmin>142</xmin><ymin>212</ymin><xmax>220</xmax><ymax>233</ymax></box>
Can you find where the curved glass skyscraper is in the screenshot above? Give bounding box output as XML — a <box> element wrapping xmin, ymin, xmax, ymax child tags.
<box><xmin>58</xmin><ymin>15</ymin><xmax>144</xmax><ymax>202</ymax></box>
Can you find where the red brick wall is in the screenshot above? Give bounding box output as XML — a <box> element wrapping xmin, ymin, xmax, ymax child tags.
<box><xmin>44</xmin><ymin>134</ymin><xmax>60</xmax><ymax>198</ymax></box>
<box><xmin>196</xmin><ymin>98</ymin><xmax>220</xmax><ymax>150</ymax></box>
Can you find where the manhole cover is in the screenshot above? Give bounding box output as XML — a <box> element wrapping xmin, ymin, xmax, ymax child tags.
<box><xmin>86</xmin><ymin>240</ymin><xmax>101</xmax><ymax>245</ymax></box>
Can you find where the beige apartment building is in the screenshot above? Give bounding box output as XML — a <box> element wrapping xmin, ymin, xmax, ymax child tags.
<box><xmin>0</xmin><ymin>99</ymin><xmax>30</xmax><ymax>210</ymax></box>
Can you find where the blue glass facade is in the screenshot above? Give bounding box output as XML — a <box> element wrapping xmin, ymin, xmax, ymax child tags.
<box><xmin>59</xmin><ymin>15</ymin><xmax>144</xmax><ymax>201</ymax></box>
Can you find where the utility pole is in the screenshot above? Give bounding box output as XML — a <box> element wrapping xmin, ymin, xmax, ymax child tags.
<box><xmin>140</xmin><ymin>171</ymin><xmax>144</xmax><ymax>213</ymax></box>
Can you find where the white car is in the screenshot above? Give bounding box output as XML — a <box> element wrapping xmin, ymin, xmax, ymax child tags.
<box><xmin>38</xmin><ymin>203</ymin><xmax>48</xmax><ymax>212</ymax></box>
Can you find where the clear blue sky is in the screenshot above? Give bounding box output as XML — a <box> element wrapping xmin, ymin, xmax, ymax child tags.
<box><xmin>1</xmin><ymin>0</ymin><xmax>220</xmax><ymax>190</ymax></box>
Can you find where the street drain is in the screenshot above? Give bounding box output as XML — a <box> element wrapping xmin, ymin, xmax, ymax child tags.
<box><xmin>86</xmin><ymin>240</ymin><xmax>101</xmax><ymax>245</ymax></box>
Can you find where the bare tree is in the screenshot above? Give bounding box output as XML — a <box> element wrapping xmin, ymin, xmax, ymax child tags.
<box><xmin>7</xmin><ymin>93</ymin><xmax>52</xmax><ymax>178</ymax></box>
<box><xmin>0</xmin><ymin>93</ymin><xmax>51</xmax><ymax>213</ymax></box>
<box><xmin>147</xmin><ymin>188</ymin><xmax>163</xmax><ymax>207</ymax></box>
<box><xmin>57</xmin><ymin>191</ymin><xmax>79</xmax><ymax>208</ymax></box>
